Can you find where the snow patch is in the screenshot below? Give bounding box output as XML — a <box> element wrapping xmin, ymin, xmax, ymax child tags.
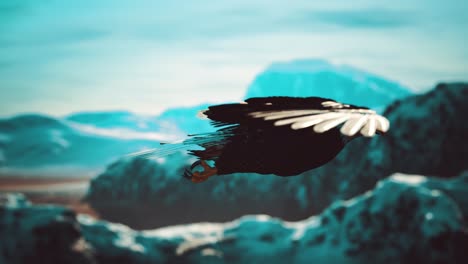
<box><xmin>391</xmin><ymin>173</ymin><xmax>427</xmax><ymax>185</ymax></box>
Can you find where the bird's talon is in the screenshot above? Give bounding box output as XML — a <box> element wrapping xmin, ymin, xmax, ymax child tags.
<box><xmin>183</xmin><ymin>168</ymin><xmax>193</xmax><ymax>180</ymax></box>
<box><xmin>183</xmin><ymin>160</ymin><xmax>218</xmax><ymax>183</ymax></box>
<box><xmin>190</xmin><ymin>160</ymin><xmax>202</xmax><ymax>170</ymax></box>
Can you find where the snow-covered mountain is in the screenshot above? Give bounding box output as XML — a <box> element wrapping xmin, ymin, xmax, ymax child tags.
<box><xmin>245</xmin><ymin>59</ymin><xmax>412</xmax><ymax>109</ymax></box>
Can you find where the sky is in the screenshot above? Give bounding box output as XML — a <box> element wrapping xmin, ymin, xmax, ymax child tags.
<box><xmin>0</xmin><ymin>0</ymin><xmax>467</xmax><ymax>117</ymax></box>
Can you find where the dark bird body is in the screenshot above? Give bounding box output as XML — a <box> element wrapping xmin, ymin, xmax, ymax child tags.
<box><xmin>192</xmin><ymin>111</ymin><xmax>345</xmax><ymax>176</ymax></box>
<box><xmin>224</xmin><ymin>126</ymin><xmax>343</xmax><ymax>176</ymax></box>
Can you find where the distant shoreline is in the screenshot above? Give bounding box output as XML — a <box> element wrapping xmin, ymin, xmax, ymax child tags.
<box><xmin>0</xmin><ymin>176</ymin><xmax>91</xmax><ymax>189</ymax></box>
<box><xmin>0</xmin><ymin>176</ymin><xmax>99</xmax><ymax>218</ymax></box>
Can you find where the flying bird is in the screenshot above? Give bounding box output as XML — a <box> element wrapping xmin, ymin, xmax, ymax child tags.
<box><xmin>134</xmin><ymin>96</ymin><xmax>389</xmax><ymax>183</ymax></box>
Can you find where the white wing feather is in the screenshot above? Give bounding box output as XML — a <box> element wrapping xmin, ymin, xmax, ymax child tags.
<box><xmin>312</xmin><ymin>114</ymin><xmax>350</xmax><ymax>133</ymax></box>
<box><xmin>374</xmin><ymin>115</ymin><xmax>390</xmax><ymax>133</ymax></box>
<box><xmin>340</xmin><ymin>115</ymin><xmax>368</xmax><ymax>136</ymax></box>
<box><xmin>250</xmin><ymin>107</ymin><xmax>389</xmax><ymax>137</ymax></box>
<box><xmin>360</xmin><ymin>117</ymin><xmax>376</xmax><ymax>137</ymax></box>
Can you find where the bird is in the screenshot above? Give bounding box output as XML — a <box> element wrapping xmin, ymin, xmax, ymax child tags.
<box><xmin>133</xmin><ymin>96</ymin><xmax>389</xmax><ymax>183</ymax></box>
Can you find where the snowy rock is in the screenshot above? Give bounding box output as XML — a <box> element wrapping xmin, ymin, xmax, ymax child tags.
<box><xmin>0</xmin><ymin>193</ymin><xmax>96</xmax><ymax>264</ymax></box>
<box><xmin>420</xmin><ymin>170</ymin><xmax>468</xmax><ymax>220</ymax></box>
<box><xmin>0</xmin><ymin>193</ymin><xmax>30</xmax><ymax>207</ymax></box>
<box><xmin>82</xmin><ymin>173</ymin><xmax>468</xmax><ymax>263</ymax></box>
<box><xmin>3</xmin><ymin>173</ymin><xmax>468</xmax><ymax>263</ymax></box>
<box><xmin>245</xmin><ymin>59</ymin><xmax>411</xmax><ymax>109</ymax></box>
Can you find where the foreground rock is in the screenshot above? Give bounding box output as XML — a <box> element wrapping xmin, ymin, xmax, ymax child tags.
<box><xmin>0</xmin><ymin>193</ymin><xmax>95</xmax><ymax>264</ymax></box>
<box><xmin>3</xmin><ymin>173</ymin><xmax>468</xmax><ymax>263</ymax></box>
<box><xmin>377</xmin><ymin>83</ymin><xmax>468</xmax><ymax>177</ymax></box>
<box><xmin>307</xmin><ymin>82</ymin><xmax>468</xmax><ymax>210</ymax></box>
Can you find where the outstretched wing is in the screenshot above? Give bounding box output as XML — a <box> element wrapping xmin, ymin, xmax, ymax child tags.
<box><xmin>129</xmin><ymin>96</ymin><xmax>390</xmax><ymax>160</ymax></box>
<box><xmin>202</xmin><ymin>96</ymin><xmax>389</xmax><ymax>137</ymax></box>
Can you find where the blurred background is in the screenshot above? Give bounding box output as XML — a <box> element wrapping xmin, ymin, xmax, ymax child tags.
<box><xmin>1</xmin><ymin>1</ymin><xmax>467</xmax><ymax>263</ymax></box>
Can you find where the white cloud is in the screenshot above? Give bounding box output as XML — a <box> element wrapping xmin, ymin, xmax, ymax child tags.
<box><xmin>69</xmin><ymin>123</ymin><xmax>179</xmax><ymax>141</ymax></box>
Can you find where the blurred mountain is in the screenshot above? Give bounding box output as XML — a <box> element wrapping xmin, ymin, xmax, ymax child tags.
<box><xmin>3</xmin><ymin>172</ymin><xmax>468</xmax><ymax>263</ymax></box>
<box><xmin>155</xmin><ymin>104</ymin><xmax>214</xmax><ymax>134</ymax></box>
<box><xmin>0</xmin><ymin>104</ymin><xmax>220</xmax><ymax>176</ymax></box>
<box><xmin>66</xmin><ymin>105</ymin><xmax>214</xmax><ymax>135</ymax></box>
<box><xmin>245</xmin><ymin>59</ymin><xmax>412</xmax><ymax>109</ymax></box>
<box><xmin>85</xmin><ymin>82</ymin><xmax>468</xmax><ymax>228</ymax></box>
<box><xmin>0</xmin><ymin>114</ymin><xmax>170</xmax><ymax>176</ymax></box>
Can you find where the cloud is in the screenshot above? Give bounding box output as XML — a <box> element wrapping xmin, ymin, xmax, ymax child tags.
<box><xmin>294</xmin><ymin>8</ymin><xmax>413</xmax><ymax>29</ymax></box>
<box><xmin>138</xmin><ymin>6</ymin><xmax>414</xmax><ymax>44</ymax></box>
<box><xmin>69</xmin><ymin>123</ymin><xmax>178</xmax><ymax>141</ymax></box>
<box><xmin>138</xmin><ymin>8</ymin><xmax>277</xmax><ymax>42</ymax></box>
<box><xmin>321</xmin><ymin>9</ymin><xmax>412</xmax><ymax>28</ymax></box>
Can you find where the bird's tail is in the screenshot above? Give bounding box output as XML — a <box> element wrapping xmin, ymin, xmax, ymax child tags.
<box><xmin>126</xmin><ymin>140</ymin><xmax>190</xmax><ymax>159</ymax></box>
<box><xmin>126</xmin><ymin>129</ymin><xmax>234</xmax><ymax>160</ymax></box>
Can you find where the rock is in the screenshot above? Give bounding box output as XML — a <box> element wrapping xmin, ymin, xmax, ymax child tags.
<box><xmin>378</xmin><ymin>83</ymin><xmax>468</xmax><ymax>177</ymax></box>
<box><xmin>4</xmin><ymin>172</ymin><xmax>468</xmax><ymax>263</ymax></box>
<box><xmin>414</xmin><ymin>170</ymin><xmax>468</xmax><ymax>220</ymax></box>
<box><xmin>83</xmin><ymin>173</ymin><xmax>468</xmax><ymax>263</ymax></box>
<box><xmin>0</xmin><ymin>193</ymin><xmax>96</xmax><ymax>264</ymax></box>
<box><xmin>306</xmin><ymin>82</ymin><xmax>468</xmax><ymax>211</ymax></box>
<box><xmin>85</xmin><ymin>153</ymin><xmax>319</xmax><ymax>229</ymax></box>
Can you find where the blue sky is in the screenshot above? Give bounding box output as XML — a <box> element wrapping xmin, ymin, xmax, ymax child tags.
<box><xmin>0</xmin><ymin>0</ymin><xmax>467</xmax><ymax>116</ymax></box>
